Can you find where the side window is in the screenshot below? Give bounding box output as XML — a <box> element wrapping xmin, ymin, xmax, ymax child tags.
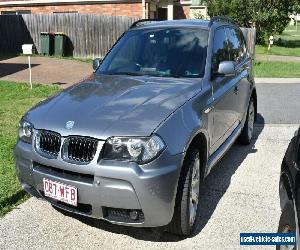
<box><xmin>212</xmin><ymin>28</ymin><xmax>229</xmax><ymax>73</ymax></box>
<box><xmin>226</xmin><ymin>27</ymin><xmax>244</xmax><ymax>63</ymax></box>
<box><xmin>237</xmin><ymin>29</ymin><xmax>247</xmax><ymax>58</ymax></box>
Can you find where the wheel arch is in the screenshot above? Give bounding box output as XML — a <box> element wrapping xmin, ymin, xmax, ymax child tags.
<box><xmin>181</xmin><ymin>130</ymin><xmax>209</xmax><ymax>183</ymax></box>
<box><xmin>168</xmin><ymin>130</ymin><xmax>209</xmax><ymax>234</ymax></box>
<box><xmin>281</xmin><ymin>172</ymin><xmax>293</xmax><ymax>201</ymax></box>
<box><xmin>251</xmin><ymin>87</ymin><xmax>258</xmax><ymax>122</ymax></box>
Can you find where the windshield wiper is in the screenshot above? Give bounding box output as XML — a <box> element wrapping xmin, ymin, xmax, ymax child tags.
<box><xmin>106</xmin><ymin>71</ymin><xmax>145</xmax><ymax>76</ymax></box>
<box><xmin>147</xmin><ymin>73</ymin><xmax>183</xmax><ymax>78</ymax></box>
<box><xmin>103</xmin><ymin>71</ymin><xmax>191</xmax><ymax>78</ymax></box>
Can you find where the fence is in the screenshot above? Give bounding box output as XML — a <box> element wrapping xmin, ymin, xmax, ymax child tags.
<box><xmin>0</xmin><ymin>14</ymin><xmax>256</xmax><ymax>58</ymax></box>
<box><xmin>0</xmin><ymin>13</ymin><xmax>138</xmax><ymax>58</ymax></box>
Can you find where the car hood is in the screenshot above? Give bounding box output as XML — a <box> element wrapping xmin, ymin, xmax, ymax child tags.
<box><xmin>26</xmin><ymin>74</ymin><xmax>202</xmax><ymax>139</ymax></box>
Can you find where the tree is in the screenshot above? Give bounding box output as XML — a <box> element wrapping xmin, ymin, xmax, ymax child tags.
<box><xmin>293</xmin><ymin>3</ymin><xmax>300</xmax><ymax>14</ymax></box>
<box><xmin>207</xmin><ymin>0</ymin><xmax>296</xmax><ymax>44</ymax></box>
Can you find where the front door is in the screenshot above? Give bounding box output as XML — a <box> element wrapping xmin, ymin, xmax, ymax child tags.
<box><xmin>210</xmin><ymin>27</ymin><xmax>239</xmax><ymax>153</ymax></box>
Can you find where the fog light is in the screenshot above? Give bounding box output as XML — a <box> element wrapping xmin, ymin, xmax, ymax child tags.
<box><xmin>129</xmin><ymin>210</ymin><xmax>139</xmax><ymax>220</ymax></box>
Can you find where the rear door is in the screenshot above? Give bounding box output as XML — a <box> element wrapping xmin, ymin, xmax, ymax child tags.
<box><xmin>210</xmin><ymin>27</ymin><xmax>238</xmax><ymax>153</ymax></box>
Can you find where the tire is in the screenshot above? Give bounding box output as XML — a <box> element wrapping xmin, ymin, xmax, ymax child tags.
<box><xmin>168</xmin><ymin>147</ymin><xmax>201</xmax><ymax>236</ymax></box>
<box><xmin>276</xmin><ymin>201</ymin><xmax>296</xmax><ymax>250</ymax></box>
<box><xmin>238</xmin><ymin>97</ymin><xmax>255</xmax><ymax>145</ymax></box>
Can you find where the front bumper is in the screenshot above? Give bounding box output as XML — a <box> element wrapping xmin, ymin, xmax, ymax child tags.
<box><xmin>15</xmin><ymin>140</ymin><xmax>183</xmax><ymax>227</ymax></box>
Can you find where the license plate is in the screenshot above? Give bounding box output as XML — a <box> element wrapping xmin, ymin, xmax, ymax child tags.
<box><xmin>43</xmin><ymin>178</ymin><xmax>77</xmax><ymax>206</ymax></box>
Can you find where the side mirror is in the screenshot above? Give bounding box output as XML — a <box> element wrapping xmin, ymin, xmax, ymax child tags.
<box><xmin>217</xmin><ymin>61</ymin><xmax>235</xmax><ymax>76</ymax></box>
<box><xmin>93</xmin><ymin>58</ymin><xmax>102</xmax><ymax>71</ymax></box>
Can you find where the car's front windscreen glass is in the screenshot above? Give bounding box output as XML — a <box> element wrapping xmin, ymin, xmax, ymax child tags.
<box><xmin>97</xmin><ymin>27</ymin><xmax>209</xmax><ymax>78</ymax></box>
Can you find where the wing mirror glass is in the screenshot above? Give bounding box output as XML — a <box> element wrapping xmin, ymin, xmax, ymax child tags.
<box><xmin>93</xmin><ymin>58</ymin><xmax>102</xmax><ymax>71</ymax></box>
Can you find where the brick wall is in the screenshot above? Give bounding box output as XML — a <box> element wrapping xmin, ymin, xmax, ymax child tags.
<box><xmin>0</xmin><ymin>2</ymin><xmax>144</xmax><ymax>18</ymax></box>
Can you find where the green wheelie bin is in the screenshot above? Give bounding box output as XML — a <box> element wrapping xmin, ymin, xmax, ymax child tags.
<box><xmin>54</xmin><ymin>32</ymin><xmax>66</xmax><ymax>56</ymax></box>
<box><xmin>40</xmin><ymin>32</ymin><xmax>54</xmax><ymax>56</ymax></box>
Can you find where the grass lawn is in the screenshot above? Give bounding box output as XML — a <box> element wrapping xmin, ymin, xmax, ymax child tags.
<box><xmin>277</xmin><ymin>25</ymin><xmax>300</xmax><ymax>41</ymax></box>
<box><xmin>256</xmin><ymin>25</ymin><xmax>300</xmax><ymax>57</ymax></box>
<box><xmin>254</xmin><ymin>61</ymin><xmax>300</xmax><ymax>78</ymax></box>
<box><xmin>256</xmin><ymin>45</ymin><xmax>300</xmax><ymax>57</ymax></box>
<box><xmin>0</xmin><ymin>81</ymin><xmax>60</xmax><ymax>217</ymax></box>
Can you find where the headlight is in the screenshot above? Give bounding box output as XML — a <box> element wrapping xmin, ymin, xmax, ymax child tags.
<box><xmin>103</xmin><ymin>135</ymin><xmax>166</xmax><ymax>164</ymax></box>
<box><xmin>19</xmin><ymin>120</ymin><xmax>33</xmax><ymax>143</ymax></box>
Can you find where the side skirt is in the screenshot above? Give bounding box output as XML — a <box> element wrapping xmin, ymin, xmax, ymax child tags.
<box><xmin>205</xmin><ymin>123</ymin><xmax>242</xmax><ymax>177</ymax></box>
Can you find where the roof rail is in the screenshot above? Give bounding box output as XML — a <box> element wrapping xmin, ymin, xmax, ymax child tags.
<box><xmin>130</xmin><ymin>19</ymin><xmax>162</xmax><ymax>29</ymax></box>
<box><xmin>209</xmin><ymin>16</ymin><xmax>234</xmax><ymax>27</ymax></box>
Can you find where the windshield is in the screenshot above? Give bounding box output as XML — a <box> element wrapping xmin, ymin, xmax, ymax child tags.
<box><xmin>97</xmin><ymin>27</ymin><xmax>209</xmax><ymax>78</ymax></box>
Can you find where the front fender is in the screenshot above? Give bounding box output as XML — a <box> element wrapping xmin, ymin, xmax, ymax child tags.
<box><xmin>154</xmin><ymin>94</ymin><xmax>210</xmax><ymax>156</ymax></box>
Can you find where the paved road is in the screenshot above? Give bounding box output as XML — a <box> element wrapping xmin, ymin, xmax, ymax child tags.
<box><xmin>0</xmin><ymin>82</ymin><xmax>299</xmax><ymax>250</ymax></box>
<box><xmin>256</xmin><ymin>83</ymin><xmax>300</xmax><ymax>124</ymax></box>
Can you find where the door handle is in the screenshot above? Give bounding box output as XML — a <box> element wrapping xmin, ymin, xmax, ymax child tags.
<box><xmin>204</xmin><ymin>106</ymin><xmax>214</xmax><ymax>114</ymax></box>
<box><xmin>234</xmin><ymin>85</ymin><xmax>239</xmax><ymax>94</ymax></box>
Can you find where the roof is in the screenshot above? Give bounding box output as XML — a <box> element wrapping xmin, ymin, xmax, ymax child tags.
<box><xmin>130</xmin><ymin>18</ymin><xmax>235</xmax><ymax>30</ymax></box>
<box><xmin>130</xmin><ymin>19</ymin><xmax>211</xmax><ymax>30</ymax></box>
<box><xmin>0</xmin><ymin>0</ymin><xmax>140</xmax><ymax>6</ymax></box>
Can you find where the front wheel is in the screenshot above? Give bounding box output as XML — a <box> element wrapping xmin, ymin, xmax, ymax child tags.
<box><xmin>168</xmin><ymin>147</ymin><xmax>201</xmax><ymax>236</ymax></box>
<box><xmin>276</xmin><ymin>201</ymin><xmax>296</xmax><ymax>250</ymax></box>
<box><xmin>238</xmin><ymin>97</ymin><xmax>255</xmax><ymax>145</ymax></box>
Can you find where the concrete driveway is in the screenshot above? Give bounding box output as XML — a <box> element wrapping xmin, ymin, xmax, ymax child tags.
<box><xmin>0</xmin><ymin>56</ymin><xmax>92</xmax><ymax>88</ymax></box>
<box><xmin>0</xmin><ymin>82</ymin><xmax>299</xmax><ymax>250</ymax></box>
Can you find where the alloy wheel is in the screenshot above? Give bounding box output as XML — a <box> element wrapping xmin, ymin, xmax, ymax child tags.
<box><xmin>247</xmin><ymin>101</ymin><xmax>255</xmax><ymax>140</ymax></box>
<box><xmin>280</xmin><ymin>225</ymin><xmax>295</xmax><ymax>250</ymax></box>
<box><xmin>189</xmin><ymin>154</ymin><xmax>200</xmax><ymax>226</ymax></box>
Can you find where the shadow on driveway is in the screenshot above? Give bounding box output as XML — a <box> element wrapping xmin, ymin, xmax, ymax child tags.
<box><xmin>55</xmin><ymin>114</ymin><xmax>265</xmax><ymax>242</ymax></box>
<box><xmin>0</xmin><ymin>63</ymin><xmax>39</xmax><ymax>78</ymax></box>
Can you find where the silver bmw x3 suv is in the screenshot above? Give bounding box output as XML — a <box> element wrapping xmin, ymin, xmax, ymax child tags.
<box><xmin>15</xmin><ymin>17</ymin><xmax>257</xmax><ymax>235</ymax></box>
